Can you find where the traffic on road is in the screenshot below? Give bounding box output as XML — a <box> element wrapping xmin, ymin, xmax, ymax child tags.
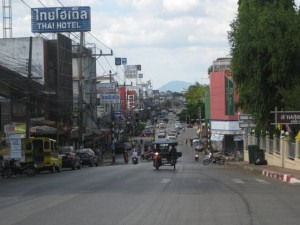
<box><xmin>1</xmin><ymin>111</ymin><xmax>300</xmax><ymax>225</ymax></box>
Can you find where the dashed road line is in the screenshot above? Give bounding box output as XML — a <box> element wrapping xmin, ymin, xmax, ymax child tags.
<box><xmin>161</xmin><ymin>178</ymin><xmax>171</xmax><ymax>184</ymax></box>
<box><xmin>232</xmin><ymin>178</ymin><xmax>245</xmax><ymax>184</ymax></box>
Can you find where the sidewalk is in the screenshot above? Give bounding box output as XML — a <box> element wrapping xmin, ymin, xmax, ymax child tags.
<box><xmin>226</xmin><ymin>161</ymin><xmax>300</xmax><ymax>184</ymax></box>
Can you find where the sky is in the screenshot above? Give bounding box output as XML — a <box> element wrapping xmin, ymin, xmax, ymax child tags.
<box><xmin>1</xmin><ymin>0</ymin><xmax>300</xmax><ymax>89</ymax></box>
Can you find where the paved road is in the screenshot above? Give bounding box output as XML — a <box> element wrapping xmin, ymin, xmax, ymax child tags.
<box><xmin>1</xmin><ymin>120</ymin><xmax>300</xmax><ymax>225</ymax></box>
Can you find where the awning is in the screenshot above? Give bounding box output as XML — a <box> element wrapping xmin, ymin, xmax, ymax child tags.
<box><xmin>234</xmin><ymin>135</ymin><xmax>243</xmax><ymax>141</ymax></box>
<box><xmin>210</xmin><ymin>134</ymin><xmax>224</xmax><ymax>141</ymax></box>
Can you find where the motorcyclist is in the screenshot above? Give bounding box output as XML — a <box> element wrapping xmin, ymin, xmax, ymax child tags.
<box><xmin>131</xmin><ymin>149</ymin><xmax>139</xmax><ymax>160</ymax></box>
<box><xmin>169</xmin><ymin>145</ymin><xmax>177</xmax><ymax>163</ymax></box>
<box><xmin>137</xmin><ymin>144</ymin><xmax>142</xmax><ymax>155</ymax></box>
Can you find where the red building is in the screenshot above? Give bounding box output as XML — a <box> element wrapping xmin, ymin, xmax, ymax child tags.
<box><xmin>209</xmin><ymin>58</ymin><xmax>243</xmax><ymax>154</ymax></box>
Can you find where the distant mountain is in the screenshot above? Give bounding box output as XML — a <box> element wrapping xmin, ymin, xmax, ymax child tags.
<box><xmin>158</xmin><ymin>80</ymin><xmax>193</xmax><ymax>93</ymax></box>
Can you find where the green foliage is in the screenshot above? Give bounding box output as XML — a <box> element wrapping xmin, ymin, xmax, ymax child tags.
<box><xmin>228</xmin><ymin>0</ymin><xmax>300</xmax><ymax>137</ymax></box>
<box><xmin>178</xmin><ymin>82</ymin><xmax>208</xmax><ymax>122</ymax></box>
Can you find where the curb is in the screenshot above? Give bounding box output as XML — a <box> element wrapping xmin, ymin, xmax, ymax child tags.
<box><xmin>262</xmin><ymin>170</ymin><xmax>300</xmax><ymax>184</ymax></box>
<box><xmin>225</xmin><ymin>162</ymin><xmax>300</xmax><ymax>184</ymax></box>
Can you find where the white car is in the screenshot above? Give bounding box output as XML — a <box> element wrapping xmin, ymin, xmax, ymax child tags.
<box><xmin>167</xmin><ymin>133</ymin><xmax>177</xmax><ymax>140</ymax></box>
<box><xmin>158</xmin><ymin>131</ymin><xmax>166</xmax><ymax>138</ymax></box>
<box><xmin>175</xmin><ymin>123</ymin><xmax>182</xmax><ymax>129</ymax></box>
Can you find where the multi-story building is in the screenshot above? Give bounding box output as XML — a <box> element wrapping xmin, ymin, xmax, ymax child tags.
<box><xmin>208</xmin><ymin>57</ymin><xmax>243</xmax><ymax>154</ymax></box>
<box><xmin>0</xmin><ymin>35</ymin><xmax>73</xmax><ymax>145</ymax></box>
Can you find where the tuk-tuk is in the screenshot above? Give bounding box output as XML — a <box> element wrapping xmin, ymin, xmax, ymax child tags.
<box><xmin>152</xmin><ymin>140</ymin><xmax>182</xmax><ymax>170</ymax></box>
<box><xmin>25</xmin><ymin>137</ymin><xmax>62</xmax><ymax>173</ymax></box>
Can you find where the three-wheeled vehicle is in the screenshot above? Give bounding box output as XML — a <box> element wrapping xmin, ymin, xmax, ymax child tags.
<box><xmin>152</xmin><ymin>140</ymin><xmax>182</xmax><ymax>170</ymax></box>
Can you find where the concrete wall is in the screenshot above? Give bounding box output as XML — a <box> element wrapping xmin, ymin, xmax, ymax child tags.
<box><xmin>244</xmin><ymin>134</ymin><xmax>300</xmax><ymax>171</ymax></box>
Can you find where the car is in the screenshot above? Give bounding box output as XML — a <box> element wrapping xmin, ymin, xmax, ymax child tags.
<box><xmin>167</xmin><ymin>133</ymin><xmax>177</xmax><ymax>140</ymax></box>
<box><xmin>192</xmin><ymin>138</ymin><xmax>201</xmax><ymax>145</ymax></box>
<box><xmin>169</xmin><ymin>130</ymin><xmax>178</xmax><ymax>137</ymax></box>
<box><xmin>187</xmin><ymin>124</ymin><xmax>193</xmax><ymax>128</ymax></box>
<box><xmin>60</xmin><ymin>146</ymin><xmax>81</xmax><ymax>170</ymax></box>
<box><xmin>175</xmin><ymin>123</ymin><xmax>182</xmax><ymax>129</ymax></box>
<box><xmin>76</xmin><ymin>148</ymin><xmax>100</xmax><ymax>167</ymax></box>
<box><xmin>158</xmin><ymin>131</ymin><xmax>166</xmax><ymax>138</ymax></box>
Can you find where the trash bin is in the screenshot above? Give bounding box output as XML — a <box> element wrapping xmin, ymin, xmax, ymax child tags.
<box><xmin>248</xmin><ymin>145</ymin><xmax>259</xmax><ymax>164</ymax></box>
<box><xmin>254</xmin><ymin>149</ymin><xmax>267</xmax><ymax>165</ymax></box>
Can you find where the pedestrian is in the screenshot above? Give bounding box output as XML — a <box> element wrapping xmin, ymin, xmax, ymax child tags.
<box><xmin>185</xmin><ymin>139</ymin><xmax>188</xmax><ymax>146</ymax></box>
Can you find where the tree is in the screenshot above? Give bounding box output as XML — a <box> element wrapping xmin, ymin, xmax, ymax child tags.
<box><xmin>178</xmin><ymin>82</ymin><xmax>209</xmax><ymax>123</ymax></box>
<box><xmin>228</xmin><ymin>0</ymin><xmax>300</xmax><ymax>137</ymax></box>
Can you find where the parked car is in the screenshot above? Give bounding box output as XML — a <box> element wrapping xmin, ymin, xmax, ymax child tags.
<box><xmin>77</xmin><ymin>148</ymin><xmax>100</xmax><ymax>167</ymax></box>
<box><xmin>60</xmin><ymin>146</ymin><xmax>81</xmax><ymax>170</ymax></box>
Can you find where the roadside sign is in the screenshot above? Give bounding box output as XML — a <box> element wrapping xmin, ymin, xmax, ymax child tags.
<box><xmin>239</xmin><ymin>114</ymin><xmax>254</xmax><ymax>121</ymax></box>
<box><xmin>239</xmin><ymin>122</ymin><xmax>256</xmax><ymax>128</ymax></box>
<box><xmin>276</xmin><ymin>112</ymin><xmax>300</xmax><ymax>124</ymax></box>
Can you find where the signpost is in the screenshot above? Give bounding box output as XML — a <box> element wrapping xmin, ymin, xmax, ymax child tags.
<box><xmin>239</xmin><ymin>114</ymin><xmax>256</xmax><ymax>128</ymax></box>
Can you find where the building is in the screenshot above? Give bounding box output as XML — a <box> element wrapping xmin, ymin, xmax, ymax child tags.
<box><xmin>0</xmin><ymin>35</ymin><xmax>73</xmax><ymax>145</ymax></box>
<box><xmin>208</xmin><ymin>57</ymin><xmax>243</xmax><ymax>154</ymax></box>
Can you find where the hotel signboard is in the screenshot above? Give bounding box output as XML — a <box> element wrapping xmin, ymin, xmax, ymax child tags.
<box><xmin>31</xmin><ymin>6</ymin><xmax>91</xmax><ymax>33</ymax></box>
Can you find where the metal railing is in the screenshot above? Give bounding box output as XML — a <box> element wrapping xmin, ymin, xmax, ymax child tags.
<box><xmin>287</xmin><ymin>141</ymin><xmax>295</xmax><ymax>159</ymax></box>
<box><xmin>275</xmin><ymin>138</ymin><xmax>280</xmax><ymax>155</ymax></box>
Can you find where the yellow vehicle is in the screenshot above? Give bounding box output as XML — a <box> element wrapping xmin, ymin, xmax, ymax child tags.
<box><xmin>25</xmin><ymin>137</ymin><xmax>62</xmax><ymax>173</ymax></box>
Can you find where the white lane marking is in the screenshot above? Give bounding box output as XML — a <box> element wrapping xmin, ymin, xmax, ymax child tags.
<box><xmin>161</xmin><ymin>178</ymin><xmax>171</xmax><ymax>184</ymax></box>
<box><xmin>256</xmin><ymin>179</ymin><xmax>270</xmax><ymax>184</ymax></box>
<box><xmin>232</xmin><ymin>179</ymin><xmax>245</xmax><ymax>184</ymax></box>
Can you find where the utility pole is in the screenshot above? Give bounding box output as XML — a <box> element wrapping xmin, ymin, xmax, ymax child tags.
<box><xmin>26</xmin><ymin>37</ymin><xmax>32</xmax><ymax>139</ymax></box>
<box><xmin>109</xmin><ymin>70</ymin><xmax>116</xmax><ymax>163</ymax></box>
<box><xmin>78</xmin><ymin>32</ymin><xmax>84</xmax><ymax>148</ymax></box>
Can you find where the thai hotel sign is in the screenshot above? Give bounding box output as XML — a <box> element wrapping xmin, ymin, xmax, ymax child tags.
<box><xmin>31</xmin><ymin>6</ymin><xmax>91</xmax><ymax>33</ymax></box>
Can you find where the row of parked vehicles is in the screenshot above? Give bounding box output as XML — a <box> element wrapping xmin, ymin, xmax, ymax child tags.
<box><xmin>1</xmin><ymin>137</ymin><xmax>104</xmax><ymax>178</ymax></box>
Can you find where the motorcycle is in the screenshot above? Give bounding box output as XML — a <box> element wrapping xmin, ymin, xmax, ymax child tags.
<box><xmin>153</xmin><ymin>152</ymin><xmax>161</xmax><ymax>170</ymax></box>
<box><xmin>194</xmin><ymin>151</ymin><xmax>199</xmax><ymax>161</ymax></box>
<box><xmin>140</xmin><ymin>152</ymin><xmax>153</xmax><ymax>161</ymax></box>
<box><xmin>123</xmin><ymin>151</ymin><xmax>129</xmax><ymax>164</ymax></box>
<box><xmin>132</xmin><ymin>156</ymin><xmax>139</xmax><ymax>165</ymax></box>
<box><xmin>203</xmin><ymin>153</ymin><xmax>225</xmax><ymax>165</ymax></box>
<box><xmin>2</xmin><ymin>160</ymin><xmax>37</xmax><ymax>178</ymax></box>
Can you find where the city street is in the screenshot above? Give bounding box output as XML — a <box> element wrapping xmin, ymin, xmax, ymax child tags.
<box><xmin>1</xmin><ymin>125</ymin><xmax>300</xmax><ymax>225</ymax></box>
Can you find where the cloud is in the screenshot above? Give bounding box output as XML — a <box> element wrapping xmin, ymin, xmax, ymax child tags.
<box><xmin>163</xmin><ymin>0</ymin><xmax>200</xmax><ymax>13</ymax></box>
<box><xmin>7</xmin><ymin>0</ymin><xmax>300</xmax><ymax>89</ymax></box>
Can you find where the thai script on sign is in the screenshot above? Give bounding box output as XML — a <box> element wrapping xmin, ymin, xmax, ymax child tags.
<box><xmin>33</xmin><ymin>7</ymin><xmax>89</xmax><ymax>21</ymax></box>
<box><xmin>277</xmin><ymin>112</ymin><xmax>300</xmax><ymax>124</ymax></box>
<box><xmin>31</xmin><ymin>6</ymin><xmax>91</xmax><ymax>33</ymax></box>
<box><xmin>281</xmin><ymin>114</ymin><xmax>300</xmax><ymax>120</ymax></box>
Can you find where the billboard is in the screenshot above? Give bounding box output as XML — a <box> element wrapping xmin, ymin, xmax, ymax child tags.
<box><xmin>125</xmin><ymin>65</ymin><xmax>137</xmax><ymax>79</ymax></box>
<box><xmin>31</xmin><ymin>6</ymin><xmax>91</xmax><ymax>33</ymax></box>
<box><xmin>99</xmin><ymin>94</ymin><xmax>120</xmax><ymax>104</ymax></box>
<box><xmin>96</xmin><ymin>83</ymin><xmax>116</xmax><ymax>94</ymax></box>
